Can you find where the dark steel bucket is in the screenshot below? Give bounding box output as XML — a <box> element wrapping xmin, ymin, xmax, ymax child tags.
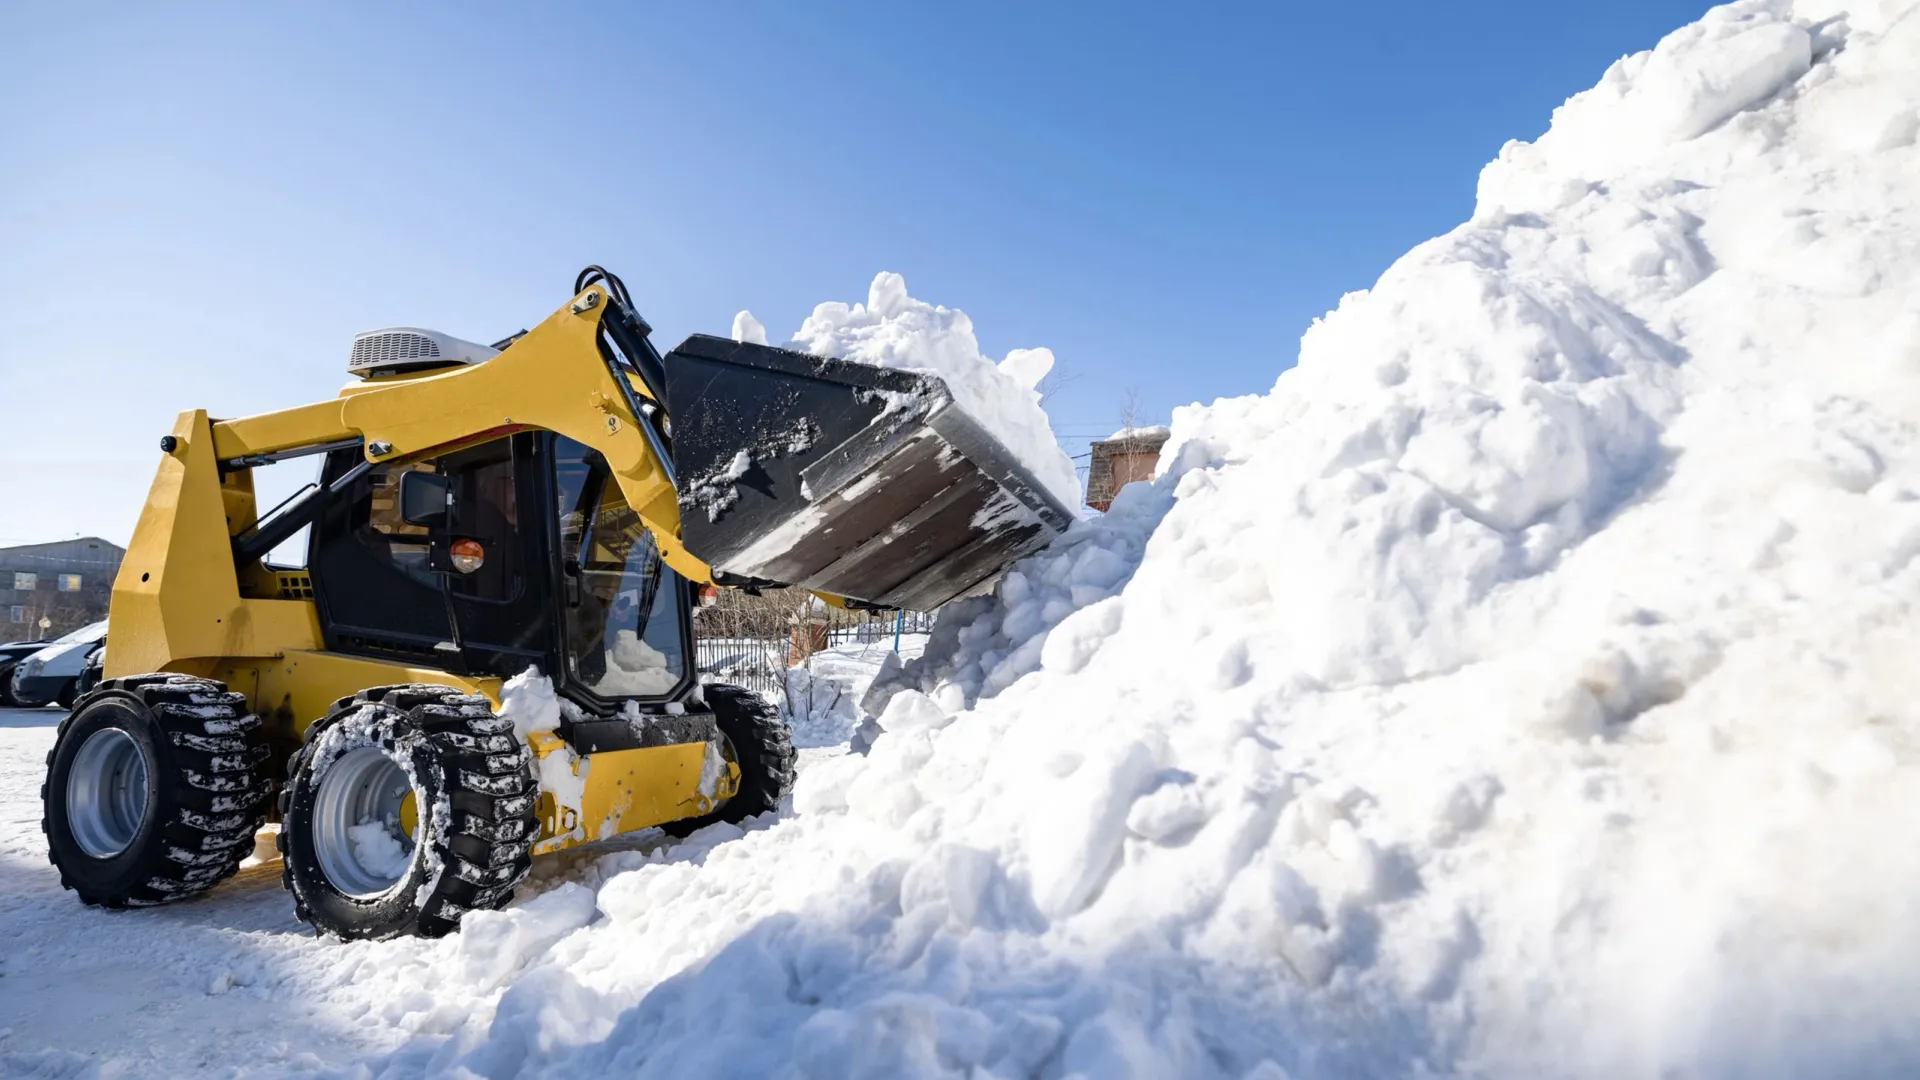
<box><xmin>662</xmin><ymin>334</ymin><xmax>1074</xmax><ymax>610</ymax></box>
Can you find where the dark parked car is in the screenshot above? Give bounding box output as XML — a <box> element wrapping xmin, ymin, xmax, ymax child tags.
<box><xmin>8</xmin><ymin>621</ymin><xmax>107</xmax><ymax>709</ymax></box>
<box><xmin>0</xmin><ymin>639</ymin><xmax>53</xmax><ymax>707</ymax></box>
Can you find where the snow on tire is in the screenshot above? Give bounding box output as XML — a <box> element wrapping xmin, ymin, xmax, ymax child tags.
<box><xmin>278</xmin><ymin>684</ymin><xmax>536</xmax><ymax>940</ymax></box>
<box><xmin>41</xmin><ymin>674</ymin><xmax>273</xmax><ymax>908</ymax></box>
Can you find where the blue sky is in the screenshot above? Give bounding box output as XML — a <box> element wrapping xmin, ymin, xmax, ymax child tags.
<box><xmin>0</xmin><ymin>1</ymin><xmax>1708</xmax><ymax>546</ymax></box>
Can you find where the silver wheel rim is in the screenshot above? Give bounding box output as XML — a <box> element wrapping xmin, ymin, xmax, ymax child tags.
<box><xmin>310</xmin><ymin>745</ymin><xmax>417</xmax><ymax>898</ymax></box>
<box><xmin>67</xmin><ymin>727</ymin><xmax>150</xmax><ymax>859</ymax></box>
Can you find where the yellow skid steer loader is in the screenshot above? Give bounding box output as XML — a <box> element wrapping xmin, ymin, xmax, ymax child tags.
<box><xmin>40</xmin><ymin>267</ymin><xmax>1072</xmax><ymax>939</ymax></box>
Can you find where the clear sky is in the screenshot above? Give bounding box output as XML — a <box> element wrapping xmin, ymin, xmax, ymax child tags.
<box><xmin>0</xmin><ymin>1</ymin><xmax>1709</xmax><ymax>547</ymax></box>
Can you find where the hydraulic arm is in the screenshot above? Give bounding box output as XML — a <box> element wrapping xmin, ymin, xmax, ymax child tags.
<box><xmin>217</xmin><ymin>270</ymin><xmax>706</xmax><ymax>583</ymax></box>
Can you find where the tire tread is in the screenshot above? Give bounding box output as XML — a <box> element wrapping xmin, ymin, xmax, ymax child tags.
<box><xmin>281</xmin><ymin>683</ymin><xmax>535</xmax><ymax>939</ymax></box>
<box><xmin>43</xmin><ymin>674</ymin><xmax>271</xmax><ymax>908</ymax></box>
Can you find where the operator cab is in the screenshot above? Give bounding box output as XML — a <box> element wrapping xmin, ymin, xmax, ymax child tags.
<box><xmin>308</xmin><ymin>431</ymin><xmax>695</xmax><ymax>721</ymax></box>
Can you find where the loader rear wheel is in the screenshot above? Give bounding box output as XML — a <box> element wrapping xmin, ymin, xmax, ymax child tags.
<box><xmin>663</xmin><ymin>683</ymin><xmax>795</xmax><ymax>837</ymax></box>
<box><xmin>41</xmin><ymin>675</ymin><xmax>273</xmax><ymax>907</ymax></box>
<box><xmin>279</xmin><ymin>684</ymin><xmax>537</xmax><ymax>940</ymax></box>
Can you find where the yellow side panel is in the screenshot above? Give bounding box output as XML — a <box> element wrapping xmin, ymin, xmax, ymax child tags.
<box><xmin>229</xmin><ymin>599</ymin><xmax>324</xmax><ymax>656</ymax></box>
<box><xmin>218</xmin><ymin>649</ymin><xmax>502</xmax><ymax>742</ymax></box>
<box><xmin>109</xmin><ymin>412</ymin><xmax>252</xmax><ymax>677</ymax></box>
<box><xmin>108</xmin><ymin>413</ymin><xmax>335</xmax><ymax>686</ymax></box>
<box><xmin>529</xmin><ymin>735</ymin><xmax>740</xmax><ymax>855</ymax></box>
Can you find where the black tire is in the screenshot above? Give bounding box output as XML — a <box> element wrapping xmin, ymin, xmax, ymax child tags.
<box><xmin>55</xmin><ymin>679</ymin><xmax>79</xmax><ymax>711</ymax></box>
<box><xmin>41</xmin><ymin>675</ymin><xmax>273</xmax><ymax>907</ymax></box>
<box><xmin>278</xmin><ymin>684</ymin><xmax>537</xmax><ymax>940</ymax></box>
<box><xmin>662</xmin><ymin>683</ymin><xmax>795</xmax><ymax>838</ymax></box>
<box><xmin>0</xmin><ymin>663</ymin><xmax>19</xmax><ymax>707</ymax></box>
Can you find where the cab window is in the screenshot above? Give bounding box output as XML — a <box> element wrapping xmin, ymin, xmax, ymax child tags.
<box><xmin>552</xmin><ymin>436</ymin><xmax>688</xmax><ymax>699</ymax></box>
<box><xmin>357</xmin><ymin>444</ymin><xmax>522</xmax><ymax>603</ymax></box>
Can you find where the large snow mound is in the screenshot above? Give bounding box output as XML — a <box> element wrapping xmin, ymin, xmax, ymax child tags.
<box><xmin>854</xmin><ymin>2</ymin><xmax>1920</xmax><ymax>1074</ymax></box>
<box><xmin>735</xmin><ymin>272</ymin><xmax>1084</xmax><ymax>511</ymax></box>
<box><xmin>426</xmin><ymin>2</ymin><xmax>1920</xmax><ymax>1074</ymax></box>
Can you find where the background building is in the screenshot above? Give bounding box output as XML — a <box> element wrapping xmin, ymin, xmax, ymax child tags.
<box><xmin>0</xmin><ymin>538</ymin><xmax>123</xmax><ymax>640</ymax></box>
<box><xmin>1085</xmin><ymin>427</ymin><xmax>1170</xmax><ymax>512</ymax></box>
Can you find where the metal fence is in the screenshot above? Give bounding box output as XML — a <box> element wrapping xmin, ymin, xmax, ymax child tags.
<box><xmin>691</xmin><ymin>590</ymin><xmax>937</xmax><ymax>700</ymax></box>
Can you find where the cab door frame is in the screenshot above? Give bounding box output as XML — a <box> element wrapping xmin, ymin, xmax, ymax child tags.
<box><xmin>307</xmin><ymin>434</ymin><xmax>557</xmax><ymax>680</ymax></box>
<box><xmin>544</xmin><ymin>432</ymin><xmax>701</xmax><ymax>723</ymax></box>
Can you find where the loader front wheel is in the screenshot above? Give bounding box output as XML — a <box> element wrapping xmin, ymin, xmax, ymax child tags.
<box><xmin>279</xmin><ymin>685</ymin><xmax>537</xmax><ymax>940</ymax></box>
<box><xmin>663</xmin><ymin>683</ymin><xmax>795</xmax><ymax>837</ymax></box>
<box><xmin>41</xmin><ymin>675</ymin><xmax>273</xmax><ymax>907</ymax></box>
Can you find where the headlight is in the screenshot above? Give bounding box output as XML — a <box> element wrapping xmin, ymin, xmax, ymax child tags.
<box><xmin>19</xmin><ymin>659</ymin><xmax>41</xmax><ymax>678</ymax></box>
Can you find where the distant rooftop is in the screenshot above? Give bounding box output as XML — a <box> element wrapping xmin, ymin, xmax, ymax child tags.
<box><xmin>0</xmin><ymin>537</ymin><xmax>126</xmax><ymax>567</ymax></box>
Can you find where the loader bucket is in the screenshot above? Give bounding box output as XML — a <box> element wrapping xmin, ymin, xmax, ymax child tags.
<box><xmin>660</xmin><ymin>334</ymin><xmax>1075</xmax><ymax>611</ymax></box>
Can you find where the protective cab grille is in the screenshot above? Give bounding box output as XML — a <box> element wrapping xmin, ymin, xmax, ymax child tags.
<box><xmin>349</xmin><ymin>331</ymin><xmax>441</xmax><ymax>370</ymax></box>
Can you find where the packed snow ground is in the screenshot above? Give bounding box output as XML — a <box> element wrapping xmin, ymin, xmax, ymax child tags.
<box><xmin>8</xmin><ymin>0</ymin><xmax>1920</xmax><ymax>1075</ymax></box>
<box><xmin>0</xmin><ymin>645</ymin><xmax>922</xmax><ymax>1079</ymax></box>
<box><xmin>1</xmin><ymin>706</ymin><xmax>344</xmax><ymax>1078</ymax></box>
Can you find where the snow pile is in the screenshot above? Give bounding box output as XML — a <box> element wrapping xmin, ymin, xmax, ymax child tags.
<box><xmin>735</xmin><ymin>272</ymin><xmax>1082</xmax><ymax>510</ymax></box>
<box><xmin>846</xmin><ymin>3</ymin><xmax>1920</xmax><ymax>1074</ymax></box>
<box><xmin>500</xmin><ymin>669</ymin><xmax>589</xmax><ymax>846</ymax></box>
<box><xmin>368</xmin><ymin>3</ymin><xmax>1915</xmax><ymax>1074</ymax></box>
<box><xmin>597</xmin><ymin>630</ymin><xmax>680</xmax><ymax>697</ymax></box>
<box><xmin>863</xmin><ymin>487</ymin><xmax>1163</xmax><ymax>709</ymax></box>
<box><xmin>781</xmin><ymin>635</ymin><xmax>931</xmax><ymax>749</ymax></box>
<box><xmin>442</xmin><ymin>1</ymin><xmax>1908</xmax><ymax>1073</ymax></box>
<box><xmin>501</xmin><ymin>666</ymin><xmax>564</xmax><ymax>745</ymax></box>
<box><xmin>7</xmin><ymin>2</ymin><xmax>1919</xmax><ymax>1076</ymax></box>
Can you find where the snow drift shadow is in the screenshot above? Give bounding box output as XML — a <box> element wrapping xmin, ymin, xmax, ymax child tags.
<box><xmin>387</xmin><ymin>859</ymin><xmax>1447</xmax><ymax>1079</ymax></box>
